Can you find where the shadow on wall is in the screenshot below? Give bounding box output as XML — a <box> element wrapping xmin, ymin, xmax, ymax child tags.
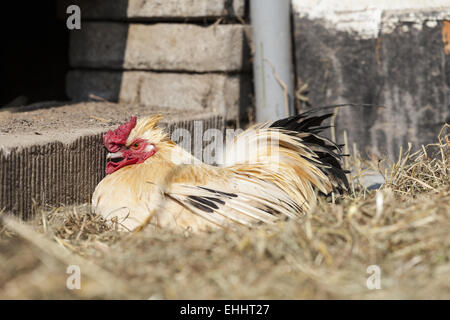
<box><xmin>0</xmin><ymin>0</ymin><xmax>130</xmax><ymax>111</ymax></box>
<box><xmin>63</xmin><ymin>0</ymin><xmax>129</xmax><ymax>104</ymax></box>
<box><xmin>0</xmin><ymin>1</ymin><xmax>71</xmax><ymax>109</ymax></box>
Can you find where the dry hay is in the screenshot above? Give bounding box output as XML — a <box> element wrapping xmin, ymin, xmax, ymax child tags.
<box><xmin>0</xmin><ymin>125</ymin><xmax>449</xmax><ymax>299</ymax></box>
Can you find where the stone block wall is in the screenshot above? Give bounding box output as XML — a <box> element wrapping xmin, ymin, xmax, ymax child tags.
<box><xmin>59</xmin><ymin>0</ymin><xmax>252</xmax><ymax>122</ymax></box>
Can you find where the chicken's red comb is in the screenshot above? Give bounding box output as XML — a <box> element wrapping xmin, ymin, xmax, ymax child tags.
<box><xmin>103</xmin><ymin>116</ymin><xmax>137</xmax><ymax>152</ymax></box>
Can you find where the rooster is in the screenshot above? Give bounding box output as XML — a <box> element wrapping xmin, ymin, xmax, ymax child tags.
<box><xmin>92</xmin><ymin>111</ymin><xmax>349</xmax><ymax>232</ymax></box>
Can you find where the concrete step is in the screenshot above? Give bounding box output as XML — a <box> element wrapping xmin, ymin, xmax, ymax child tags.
<box><xmin>0</xmin><ymin>102</ymin><xmax>224</xmax><ymax>218</ymax></box>
<box><xmin>70</xmin><ymin>22</ymin><xmax>251</xmax><ymax>72</ymax></box>
<box><xmin>66</xmin><ymin>71</ymin><xmax>252</xmax><ymax>121</ymax></box>
<box><xmin>58</xmin><ymin>0</ymin><xmax>245</xmax><ymax>20</ymax></box>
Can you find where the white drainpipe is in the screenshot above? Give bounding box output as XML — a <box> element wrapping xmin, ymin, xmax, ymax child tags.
<box><xmin>250</xmin><ymin>0</ymin><xmax>295</xmax><ymax>122</ymax></box>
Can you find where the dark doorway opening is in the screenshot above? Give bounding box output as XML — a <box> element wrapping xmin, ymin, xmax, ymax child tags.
<box><xmin>0</xmin><ymin>1</ymin><xmax>70</xmax><ymax>108</ymax></box>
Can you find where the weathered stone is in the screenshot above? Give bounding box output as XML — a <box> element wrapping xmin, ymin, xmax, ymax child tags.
<box><xmin>58</xmin><ymin>0</ymin><xmax>245</xmax><ymax>20</ymax></box>
<box><xmin>66</xmin><ymin>71</ymin><xmax>251</xmax><ymax>121</ymax></box>
<box><xmin>0</xmin><ymin>102</ymin><xmax>224</xmax><ymax>218</ymax></box>
<box><xmin>69</xmin><ymin>23</ymin><xmax>250</xmax><ymax>72</ymax></box>
<box><xmin>293</xmin><ymin>2</ymin><xmax>450</xmax><ymax>159</ymax></box>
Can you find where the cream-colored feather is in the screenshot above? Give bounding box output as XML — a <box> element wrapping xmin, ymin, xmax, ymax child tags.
<box><xmin>92</xmin><ymin>112</ymin><xmax>349</xmax><ymax>232</ymax></box>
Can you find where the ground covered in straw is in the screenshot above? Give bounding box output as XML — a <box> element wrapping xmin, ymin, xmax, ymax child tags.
<box><xmin>0</xmin><ymin>127</ymin><xmax>449</xmax><ymax>299</ymax></box>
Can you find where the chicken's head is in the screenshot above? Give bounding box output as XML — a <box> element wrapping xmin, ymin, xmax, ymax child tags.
<box><xmin>103</xmin><ymin>115</ymin><xmax>166</xmax><ymax>174</ymax></box>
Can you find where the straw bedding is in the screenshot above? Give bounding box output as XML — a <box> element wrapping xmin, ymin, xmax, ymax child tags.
<box><xmin>0</xmin><ymin>125</ymin><xmax>448</xmax><ymax>299</ymax></box>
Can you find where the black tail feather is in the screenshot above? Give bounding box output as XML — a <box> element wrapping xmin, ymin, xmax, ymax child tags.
<box><xmin>268</xmin><ymin>105</ymin><xmax>366</xmax><ymax>194</ymax></box>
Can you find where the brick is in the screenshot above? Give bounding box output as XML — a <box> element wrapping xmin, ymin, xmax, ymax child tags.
<box><xmin>58</xmin><ymin>0</ymin><xmax>245</xmax><ymax>20</ymax></box>
<box><xmin>66</xmin><ymin>71</ymin><xmax>251</xmax><ymax>120</ymax></box>
<box><xmin>69</xmin><ymin>22</ymin><xmax>250</xmax><ymax>72</ymax></box>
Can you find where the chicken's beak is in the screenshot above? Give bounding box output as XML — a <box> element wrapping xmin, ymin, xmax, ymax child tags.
<box><xmin>107</xmin><ymin>151</ymin><xmax>124</xmax><ymax>160</ymax></box>
<box><xmin>105</xmin><ymin>151</ymin><xmax>129</xmax><ymax>174</ymax></box>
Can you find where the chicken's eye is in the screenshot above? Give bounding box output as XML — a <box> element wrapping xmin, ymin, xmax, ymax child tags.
<box><xmin>130</xmin><ymin>143</ymin><xmax>141</xmax><ymax>150</ymax></box>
